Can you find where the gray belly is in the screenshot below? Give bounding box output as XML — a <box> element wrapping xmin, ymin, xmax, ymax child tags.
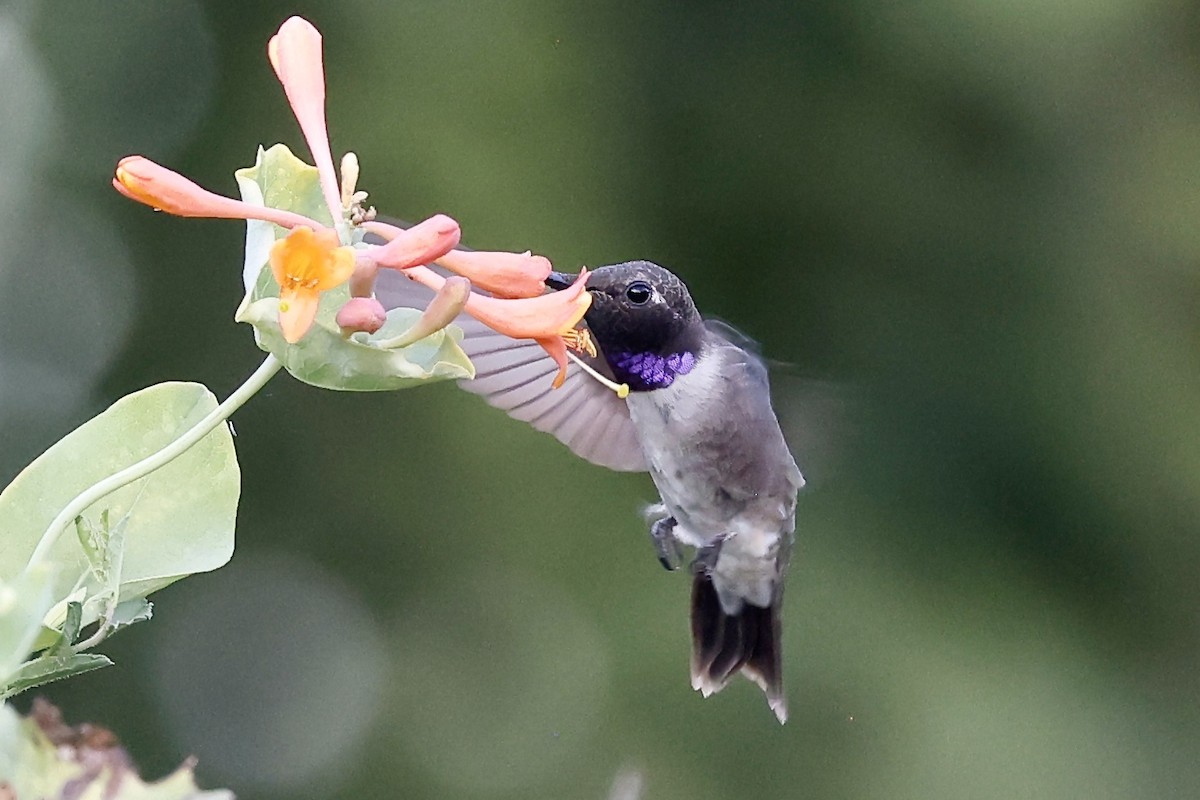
<box><xmin>624</xmin><ymin>352</ymin><xmax>800</xmax><ymax>612</ymax></box>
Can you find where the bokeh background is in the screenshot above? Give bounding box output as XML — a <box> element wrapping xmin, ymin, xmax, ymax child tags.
<box><xmin>4</xmin><ymin>0</ymin><xmax>1200</xmax><ymax>797</ymax></box>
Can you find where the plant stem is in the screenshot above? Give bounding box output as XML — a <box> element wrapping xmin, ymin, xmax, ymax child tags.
<box><xmin>25</xmin><ymin>354</ymin><xmax>283</xmax><ymax>571</ymax></box>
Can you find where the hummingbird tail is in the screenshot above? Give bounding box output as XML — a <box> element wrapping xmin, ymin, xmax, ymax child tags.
<box><xmin>689</xmin><ymin>572</ymin><xmax>787</xmax><ymax>723</ymax></box>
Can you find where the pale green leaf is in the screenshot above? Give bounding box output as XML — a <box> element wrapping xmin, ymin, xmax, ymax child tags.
<box><xmin>0</xmin><ymin>653</ymin><xmax>112</xmax><ymax>701</ymax></box>
<box><xmin>0</xmin><ymin>382</ymin><xmax>239</xmax><ymax>633</ymax></box>
<box><xmin>237</xmin><ymin>297</ymin><xmax>475</xmax><ymax>390</ymax></box>
<box><xmin>109</xmin><ymin>598</ymin><xmax>153</xmax><ymax>633</ymax></box>
<box><xmin>47</xmin><ymin>601</ymin><xmax>82</xmax><ymax>655</ymax></box>
<box><xmin>0</xmin><ymin>567</ymin><xmax>55</xmax><ymax>687</ymax></box>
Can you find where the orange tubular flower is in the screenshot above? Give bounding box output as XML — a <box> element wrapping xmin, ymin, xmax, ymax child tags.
<box><xmin>361</xmin><ymin>220</ymin><xmax>549</xmax><ymax>299</ymax></box>
<box><xmin>370</xmin><ymin>215</ymin><xmax>462</xmax><ymax>271</ymax></box>
<box><xmin>268</xmin><ymin>16</ymin><xmax>342</xmax><ymax>224</ymax></box>
<box><xmin>435</xmin><ymin>249</ymin><xmax>552</xmax><ymax>299</ymax></box>
<box><xmin>404</xmin><ymin>265</ymin><xmax>592</xmax><ymax>387</ymax></box>
<box><xmin>270</xmin><ymin>227</ymin><xmax>356</xmax><ymax>342</ymax></box>
<box><xmin>114</xmin><ymin>156</ymin><xmax>321</xmax><ymax>229</ymax></box>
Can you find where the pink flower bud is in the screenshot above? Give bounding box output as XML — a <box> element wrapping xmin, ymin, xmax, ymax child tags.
<box><xmin>113</xmin><ymin>156</ymin><xmax>321</xmax><ymax>229</ymax></box>
<box><xmin>370</xmin><ymin>215</ymin><xmax>462</xmax><ymax>271</ymax></box>
<box><xmin>336</xmin><ymin>296</ymin><xmax>388</xmax><ymax>335</ymax></box>
<box><xmin>268</xmin><ymin>16</ymin><xmax>341</xmax><ymax>224</ymax></box>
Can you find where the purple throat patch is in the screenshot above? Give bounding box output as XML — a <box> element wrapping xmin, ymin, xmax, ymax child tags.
<box><xmin>612</xmin><ymin>350</ymin><xmax>697</xmax><ymax>390</ymax></box>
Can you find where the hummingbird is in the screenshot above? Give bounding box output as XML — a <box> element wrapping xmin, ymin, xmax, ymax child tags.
<box><xmin>377</xmin><ymin>259</ymin><xmax>804</xmax><ymax>723</ymax></box>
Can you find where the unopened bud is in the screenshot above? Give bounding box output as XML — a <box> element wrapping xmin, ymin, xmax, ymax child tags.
<box><xmin>336</xmin><ymin>296</ymin><xmax>388</xmax><ymax>335</ymax></box>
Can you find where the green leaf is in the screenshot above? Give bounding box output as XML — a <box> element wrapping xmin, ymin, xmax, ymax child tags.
<box><xmin>237</xmin><ymin>142</ymin><xmax>333</xmax><ymax>228</ymax></box>
<box><xmin>0</xmin><ymin>383</ymin><xmax>239</xmax><ymax>638</ymax></box>
<box><xmin>0</xmin><ymin>567</ymin><xmax>56</xmax><ymax>687</ymax></box>
<box><xmin>237</xmin><ymin>297</ymin><xmax>475</xmax><ymax>390</ymax></box>
<box><xmin>0</xmin><ymin>653</ymin><xmax>112</xmax><ymax>701</ymax></box>
<box><xmin>109</xmin><ymin>598</ymin><xmax>153</xmax><ymax>633</ymax></box>
<box><xmin>47</xmin><ymin>601</ymin><xmax>82</xmax><ymax>655</ymax></box>
<box><xmin>231</xmin><ymin>143</ymin><xmax>475</xmax><ymax>390</ymax></box>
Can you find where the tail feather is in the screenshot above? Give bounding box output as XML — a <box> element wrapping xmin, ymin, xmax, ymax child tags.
<box><xmin>690</xmin><ymin>572</ymin><xmax>787</xmax><ymax>723</ymax></box>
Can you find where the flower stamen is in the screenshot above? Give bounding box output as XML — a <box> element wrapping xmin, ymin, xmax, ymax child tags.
<box><xmin>562</xmin><ymin>327</ymin><xmax>597</xmax><ymax>358</ymax></box>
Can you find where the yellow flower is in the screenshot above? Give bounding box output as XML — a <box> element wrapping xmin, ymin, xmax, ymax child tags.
<box><xmin>269</xmin><ymin>227</ymin><xmax>356</xmax><ymax>343</ymax></box>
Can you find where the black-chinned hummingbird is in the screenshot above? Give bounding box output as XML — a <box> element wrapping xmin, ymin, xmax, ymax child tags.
<box><xmin>377</xmin><ymin>259</ymin><xmax>804</xmax><ymax>723</ymax></box>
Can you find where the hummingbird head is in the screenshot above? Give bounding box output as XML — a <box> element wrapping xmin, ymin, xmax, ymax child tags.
<box><xmin>547</xmin><ymin>260</ymin><xmax>703</xmax><ymax>391</ymax></box>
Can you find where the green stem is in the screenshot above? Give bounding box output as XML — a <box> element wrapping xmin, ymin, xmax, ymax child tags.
<box><xmin>25</xmin><ymin>354</ymin><xmax>283</xmax><ymax>571</ymax></box>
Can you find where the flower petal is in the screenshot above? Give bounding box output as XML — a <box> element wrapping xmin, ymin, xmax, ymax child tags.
<box><xmin>278</xmin><ymin>287</ymin><xmax>321</xmax><ymax>343</ymax></box>
<box><xmin>463</xmin><ymin>269</ymin><xmax>591</xmax><ymax>339</ymax></box>
<box><xmin>268</xmin><ymin>16</ymin><xmax>342</xmax><ymax>225</ymax></box>
<box><xmin>270</xmin><ymin>226</ymin><xmax>356</xmax><ymax>292</ymax></box>
<box><xmin>436</xmin><ymin>249</ymin><xmax>552</xmax><ymax>299</ymax></box>
<box><xmin>114</xmin><ymin>156</ymin><xmax>321</xmax><ymax>228</ymax></box>
<box><xmin>369</xmin><ymin>215</ymin><xmax>462</xmax><ymax>271</ymax></box>
<box><xmin>536</xmin><ymin>335</ymin><xmax>571</xmax><ymax>389</ymax></box>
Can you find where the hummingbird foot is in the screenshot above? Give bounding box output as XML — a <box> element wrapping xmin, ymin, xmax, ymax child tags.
<box><xmin>649</xmin><ymin>515</ymin><xmax>684</xmax><ymax>571</ymax></box>
<box><xmin>691</xmin><ymin>537</ymin><xmax>727</xmax><ymax>574</ymax></box>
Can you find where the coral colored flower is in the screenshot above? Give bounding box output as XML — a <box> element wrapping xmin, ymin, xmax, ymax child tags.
<box><xmin>460</xmin><ymin>272</ymin><xmax>591</xmax><ymax>339</ymax></box>
<box><xmin>370</xmin><ymin>215</ymin><xmax>462</xmax><ymax>271</ymax></box>
<box><xmin>270</xmin><ymin>227</ymin><xmax>356</xmax><ymax>342</ymax></box>
<box><xmin>376</xmin><ymin>276</ymin><xmax>472</xmax><ymax>350</ymax></box>
<box><xmin>404</xmin><ymin>265</ymin><xmax>592</xmax><ymax>386</ymax></box>
<box><xmin>435</xmin><ymin>249</ymin><xmax>552</xmax><ymax>299</ymax></box>
<box><xmin>114</xmin><ymin>156</ymin><xmax>321</xmax><ymax>229</ymax></box>
<box><xmin>268</xmin><ymin>16</ymin><xmax>342</xmax><ymax>224</ymax></box>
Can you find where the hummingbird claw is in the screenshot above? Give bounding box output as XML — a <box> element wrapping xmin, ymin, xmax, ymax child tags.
<box><xmin>649</xmin><ymin>515</ymin><xmax>683</xmax><ymax>571</ymax></box>
<box><xmin>692</xmin><ymin>537</ymin><xmax>728</xmax><ymax>573</ymax></box>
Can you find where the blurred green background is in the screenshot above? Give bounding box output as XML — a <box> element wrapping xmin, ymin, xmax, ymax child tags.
<box><xmin>4</xmin><ymin>0</ymin><xmax>1200</xmax><ymax>797</ymax></box>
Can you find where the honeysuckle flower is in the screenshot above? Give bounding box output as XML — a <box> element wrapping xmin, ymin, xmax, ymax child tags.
<box><xmin>363</xmin><ymin>220</ymin><xmax>550</xmax><ymax>299</ymax></box>
<box><xmin>270</xmin><ymin>226</ymin><xmax>355</xmax><ymax>343</ymax></box>
<box><xmin>336</xmin><ymin>296</ymin><xmax>387</xmax><ymax>335</ymax></box>
<box><xmin>115</xmin><ymin>14</ymin><xmax>584</xmax><ymax>391</ymax></box>
<box><xmin>375</xmin><ymin>276</ymin><xmax>472</xmax><ymax>350</ymax></box>
<box><xmin>368</xmin><ymin>215</ymin><xmax>462</xmax><ymax>272</ymax></box>
<box><xmin>404</xmin><ymin>264</ymin><xmax>592</xmax><ymax>386</ymax></box>
<box><xmin>435</xmin><ymin>249</ymin><xmax>552</xmax><ymax>299</ymax></box>
<box><xmin>268</xmin><ymin>16</ymin><xmax>342</xmax><ymax>225</ymax></box>
<box><xmin>114</xmin><ymin>156</ymin><xmax>322</xmax><ymax>229</ymax></box>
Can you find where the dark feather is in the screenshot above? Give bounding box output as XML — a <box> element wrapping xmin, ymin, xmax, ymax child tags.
<box><xmin>690</xmin><ymin>571</ymin><xmax>787</xmax><ymax>724</ymax></box>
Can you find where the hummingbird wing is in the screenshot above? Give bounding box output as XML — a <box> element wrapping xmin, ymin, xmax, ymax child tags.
<box><xmin>374</xmin><ymin>268</ymin><xmax>648</xmax><ymax>472</ymax></box>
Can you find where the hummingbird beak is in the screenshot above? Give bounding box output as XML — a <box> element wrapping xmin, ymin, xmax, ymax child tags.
<box><xmin>544</xmin><ymin>270</ymin><xmax>578</xmax><ymax>291</ymax></box>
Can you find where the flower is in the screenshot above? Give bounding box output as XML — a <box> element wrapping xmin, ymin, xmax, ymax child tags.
<box><xmin>363</xmin><ymin>220</ymin><xmax>552</xmax><ymax>299</ymax></box>
<box><xmin>114</xmin><ymin>156</ymin><xmax>321</xmax><ymax>229</ymax></box>
<box><xmin>268</xmin><ymin>16</ymin><xmax>342</xmax><ymax>224</ymax></box>
<box><xmin>336</xmin><ymin>296</ymin><xmax>388</xmax><ymax>335</ymax></box>
<box><xmin>369</xmin><ymin>215</ymin><xmax>462</xmax><ymax>271</ymax></box>
<box><xmin>435</xmin><ymin>249</ymin><xmax>552</xmax><ymax>299</ymax></box>
<box><xmin>403</xmin><ymin>265</ymin><xmax>592</xmax><ymax>386</ymax></box>
<box><xmin>374</xmin><ymin>276</ymin><xmax>473</xmax><ymax>350</ymax></box>
<box><xmin>270</xmin><ymin>227</ymin><xmax>355</xmax><ymax>342</ymax></box>
<box><xmin>114</xmin><ymin>15</ymin><xmax>590</xmax><ymax>391</ymax></box>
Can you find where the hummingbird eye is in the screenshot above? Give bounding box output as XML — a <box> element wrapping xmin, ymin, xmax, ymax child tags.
<box><xmin>625</xmin><ymin>281</ymin><xmax>652</xmax><ymax>305</ymax></box>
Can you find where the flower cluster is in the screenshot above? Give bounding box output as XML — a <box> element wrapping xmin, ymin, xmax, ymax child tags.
<box><xmin>113</xmin><ymin>16</ymin><xmax>590</xmax><ymax>387</ymax></box>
